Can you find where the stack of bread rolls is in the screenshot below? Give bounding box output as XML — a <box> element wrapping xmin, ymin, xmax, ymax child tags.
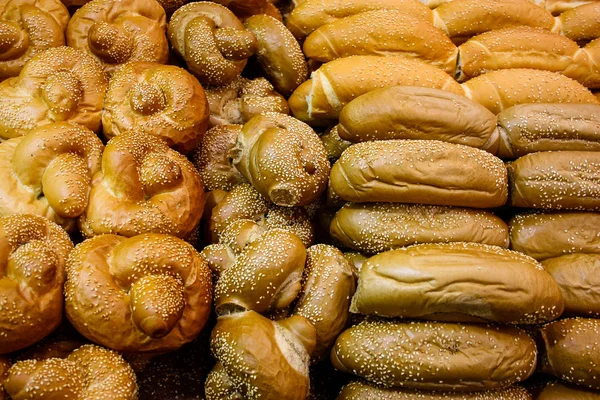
<box><xmin>0</xmin><ymin>0</ymin><xmax>599</xmax><ymax>398</ymax></box>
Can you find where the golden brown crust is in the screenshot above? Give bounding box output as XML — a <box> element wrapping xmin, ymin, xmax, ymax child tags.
<box><xmin>330</xmin><ymin>140</ymin><xmax>507</xmax><ymax>208</ymax></box>
<box><xmin>0</xmin><ymin>46</ymin><xmax>107</xmax><ymax>139</ymax></box>
<box><xmin>4</xmin><ymin>344</ymin><xmax>138</xmax><ymax>399</ymax></box>
<box><xmin>210</xmin><ymin>0</ymin><xmax>283</xmax><ymax>21</ymax></box>
<box><xmin>0</xmin><ymin>0</ymin><xmax>69</xmax><ymax>80</ymax></box>
<box><xmin>66</xmin><ymin>0</ymin><xmax>168</xmax><ymax>75</ymax></box>
<box><xmin>533</xmin><ymin>380</ymin><xmax>600</xmax><ymax>399</ymax></box>
<box><xmin>79</xmin><ymin>131</ymin><xmax>205</xmax><ymax>239</ymax></box>
<box><xmin>0</xmin><ymin>214</ymin><xmax>73</xmax><ymax>354</ymax></box>
<box><xmin>65</xmin><ymin>233</ymin><xmax>212</xmax><ymax>353</ymax></box>
<box><xmin>556</xmin><ymin>2</ymin><xmax>600</xmax><ymax>42</ymax></box>
<box><xmin>321</xmin><ymin>126</ymin><xmax>352</xmax><ymax>161</ymax></box>
<box><xmin>102</xmin><ymin>62</ymin><xmax>210</xmax><ymax>154</ymax></box>
<box><xmin>508</xmin><ymin>151</ymin><xmax>600</xmax><ymax>210</ymax></box>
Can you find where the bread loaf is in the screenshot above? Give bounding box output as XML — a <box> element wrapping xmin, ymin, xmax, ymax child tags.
<box><xmin>556</xmin><ymin>2</ymin><xmax>600</xmax><ymax>42</ymax></box>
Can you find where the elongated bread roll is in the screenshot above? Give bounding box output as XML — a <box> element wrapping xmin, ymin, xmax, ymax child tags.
<box><xmin>556</xmin><ymin>2</ymin><xmax>600</xmax><ymax>42</ymax></box>
<box><xmin>533</xmin><ymin>380</ymin><xmax>600</xmax><ymax>400</ymax></box>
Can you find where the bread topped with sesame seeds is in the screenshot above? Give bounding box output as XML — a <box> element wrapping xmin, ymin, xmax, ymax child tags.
<box><xmin>532</xmin><ymin>380</ymin><xmax>600</xmax><ymax>399</ymax></box>
<box><xmin>555</xmin><ymin>2</ymin><xmax>600</xmax><ymax>42</ymax></box>
<box><xmin>0</xmin><ymin>0</ymin><xmax>70</xmax><ymax>81</ymax></box>
<box><xmin>102</xmin><ymin>62</ymin><xmax>210</xmax><ymax>154</ymax></box>
<box><xmin>66</xmin><ymin>0</ymin><xmax>169</xmax><ymax>75</ymax></box>
<box><xmin>3</xmin><ymin>344</ymin><xmax>138</xmax><ymax>399</ymax></box>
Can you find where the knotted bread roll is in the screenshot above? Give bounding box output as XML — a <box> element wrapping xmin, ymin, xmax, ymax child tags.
<box><xmin>0</xmin><ymin>0</ymin><xmax>69</xmax><ymax>81</ymax></box>
<box><xmin>102</xmin><ymin>61</ymin><xmax>210</xmax><ymax>154</ymax></box>
<box><xmin>3</xmin><ymin>344</ymin><xmax>138</xmax><ymax>399</ymax></box>
<box><xmin>0</xmin><ymin>214</ymin><xmax>72</xmax><ymax>354</ymax></box>
<box><xmin>0</xmin><ymin>123</ymin><xmax>103</xmax><ymax>231</ymax></box>
<box><xmin>66</xmin><ymin>0</ymin><xmax>168</xmax><ymax>75</ymax></box>
<box><xmin>65</xmin><ymin>233</ymin><xmax>212</xmax><ymax>353</ymax></box>
<box><xmin>0</xmin><ymin>47</ymin><xmax>107</xmax><ymax>139</ymax></box>
<box><xmin>80</xmin><ymin>131</ymin><xmax>205</xmax><ymax>239</ymax></box>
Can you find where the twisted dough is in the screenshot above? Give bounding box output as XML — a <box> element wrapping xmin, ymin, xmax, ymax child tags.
<box><xmin>0</xmin><ymin>123</ymin><xmax>103</xmax><ymax>231</ymax></box>
<box><xmin>0</xmin><ymin>214</ymin><xmax>73</xmax><ymax>354</ymax></box>
<box><xmin>65</xmin><ymin>233</ymin><xmax>212</xmax><ymax>353</ymax></box>
<box><xmin>80</xmin><ymin>131</ymin><xmax>205</xmax><ymax>238</ymax></box>
<box><xmin>102</xmin><ymin>61</ymin><xmax>210</xmax><ymax>154</ymax></box>
<box><xmin>0</xmin><ymin>46</ymin><xmax>107</xmax><ymax>139</ymax></box>
<box><xmin>66</xmin><ymin>0</ymin><xmax>169</xmax><ymax>75</ymax></box>
<box><xmin>0</xmin><ymin>0</ymin><xmax>69</xmax><ymax>81</ymax></box>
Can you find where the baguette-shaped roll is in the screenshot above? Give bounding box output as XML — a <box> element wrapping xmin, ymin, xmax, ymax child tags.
<box><xmin>432</xmin><ymin>0</ymin><xmax>555</xmax><ymax>43</ymax></box>
<box><xmin>330</xmin><ymin>140</ymin><xmax>508</xmax><ymax>208</ymax></box>
<box><xmin>463</xmin><ymin>69</ymin><xmax>599</xmax><ymax>114</ymax></box>
<box><xmin>303</xmin><ymin>11</ymin><xmax>457</xmax><ymax>74</ymax></box>
<box><xmin>510</xmin><ymin>211</ymin><xmax>600</xmax><ymax>260</ymax></box>
<box><xmin>556</xmin><ymin>3</ymin><xmax>600</xmax><ymax>42</ymax></box>
<box><xmin>537</xmin><ymin>318</ymin><xmax>600</xmax><ymax>390</ymax></box>
<box><xmin>508</xmin><ymin>151</ymin><xmax>600</xmax><ymax>210</ymax></box>
<box><xmin>289</xmin><ymin>57</ymin><xmax>464</xmax><ymax>124</ymax></box>
<box><xmin>533</xmin><ymin>380</ymin><xmax>600</xmax><ymax>400</ymax></box>
<box><xmin>351</xmin><ymin>242</ymin><xmax>564</xmax><ymax>324</ymax></box>
<box><xmin>497</xmin><ymin>104</ymin><xmax>600</xmax><ymax>158</ymax></box>
<box><xmin>542</xmin><ymin>253</ymin><xmax>600</xmax><ymax>317</ymax></box>
<box><xmin>331</xmin><ymin>203</ymin><xmax>509</xmax><ymax>254</ymax></box>
<box><xmin>331</xmin><ymin>320</ymin><xmax>537</xmax><ymax>391</ymax></box>
<box><xmin>286</xmin><ymin>0</ymin><xmax>433</xmax><ymax>39</ymax></box>
<box><xmin>337</xmin><ymin>86</ymin><xmax>498</xmax><ymax>151</ymax></box>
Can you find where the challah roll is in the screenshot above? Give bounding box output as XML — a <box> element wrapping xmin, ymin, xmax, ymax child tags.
<box><xmin>289</xmin><ymin>56</ymin><xmax>464</xmax><ymax>124</ymax></box>
<box><xmin>3</xmin><ymin>344</ymin><xmax>138</xmax><ymax>400</ymax></box>
<box><xmin>66</xmin><ymin>0</ymin><xmax>168</xmax><ymax>75</ymax></box>
<box><xmin>337</xmin><ymin>86</ymin><xmax>498</xmax><ymax>151</ymax></box>
<box><xmin>0</xmin><ymin>47</ymin><xmax>107</xmax><ymax>139</ymax></box>
<box><xmin>556</xmin><ymin>2</ymin><xmax>600</xmax><ymax>42</ymax></box>
<box><xmin>508</xmin><ymin>151</ymin><xmax>600</xmax><ymax>210</ymax></box>
<box><xmin>463</xmin><ymin>69</ymin><xmax>599</xmax><ymax>114</ymax></box>
<box><xmin>330</xmin><ymin>140</ymin><xmax>507</xmax><ymax>208</ymax></box>
<box><xmin>65</xmin><ymin>233</ymin><xmax>212</xmax><ymax>353</ymax></box>
<box><xmin>331</xmin><ymin>320</ymin><xmax>537</xmax><ymax>391</ymax></box>
<box><xmin>0</xmin><ymin>0</ymin><xmax>69</xmax><ymax>81</ymax></box>
<box><xmin>533</xmin><ymin>380</ymin><xmax>600</xmax><ymax>399</ymax></box>
<box><xmin>102</xmin><ymin>62</ymin><xmax>210</xmax><ymax>154</ymax></box>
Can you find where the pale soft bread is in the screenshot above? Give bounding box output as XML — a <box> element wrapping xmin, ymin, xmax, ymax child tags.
<box><xmin>556</xmin><ymin>2</ymin><xmax>600</xmax><ymax>42</ymax></box>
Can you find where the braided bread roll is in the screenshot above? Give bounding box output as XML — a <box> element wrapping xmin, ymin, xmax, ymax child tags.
<box><xmin>65</xmin><ymin>233</ymin><xmax>212</xmax><ymax>353</ymax></box>
<box><xmin>3</xmin><ymin>344</ymin><xmax>138</xmax><ymax>399</ymax></box>
<box><xmin>66</xmin><ymin>0</ymin><xmax>168</xmax><ymax>75</ymax></box>
<box><xmin>80</xmin><ymin>131</ymin><xmax>205</xmax><ymax>239</ymax></box>
<box><xmin>0</xmin><ymin>0</ymin><xmax>69</xmax><ymax>81</ymax></box>
<box><xmin>168</xmin><ymin>2</ymin><xmax>257</xmax><ymax>86</ymax></box>
<box><xmin>0</xmin><ymin>214</ymin><xmax>72</xmax><ymax>354</ymax></box>
<box><xmin>0</xmin><ymin>47</ymin><xmax>107</xmax><ymax>139</ymax></box>
<box><xmin>102</xmin><ymin>62</ymin><xmax>210</xmax><ymax>154</ymax></box>
<box><xmin>0</xmin><ymin>123</ymin><xmax>103</xmax><ymax>231</ymax></box>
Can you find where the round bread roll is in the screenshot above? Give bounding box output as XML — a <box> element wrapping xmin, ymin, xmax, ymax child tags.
<box><xmin>510</xmin><ymin>211</ymin><xmax>600</xmax><ymax>260</ymax></box>
<box><xmin>463</xmin><ymin>69</ymin><xmax>599</xmax><ymax>114</ymax></box>
<box><xmin>337</xmin><ymin>381</ymin><xmax>533</xmax><ymax>400</ymax></box>
<box><xmin>0</xmin><ymin>47</ymin><xmax>107</xmax><ymax>139</ymax></box>
<box><xmin>244</xmin><ymin>15</ymin><xmax>308</xmax><ymax>96</ymax></box>
<box><xmin>497</xmin><ymin>104</ymin><xmax>600</xmax><ymax>158</ymax></box>
<box><xmin>331</xmin><ymin>320</ymin><xmax>537</xmax><ymax>391</ymax></box>
<box><xmin>65</xmin><ymin>233</ymin><xmax>212</xmax><ymax>353</ymax></box>
<box><xmin>208</xmin><ymin>312</ymin><xmax>315</xmax><ymax>400</ymax></box>
<box><xmin>0</xmin><ymin>214</ymin><xmax>73</xmax><ymax>354</ymax></box>
<box><xmin>337</xmin><ymin>86</ymin><xmax>498</xmax><ymax>151</ymax></box>
<box><xmin>79</xmin><ymin>131</ymin><xmax>205</xmax><ymax>239</ymax></box>
<box><xmin>0</xmin><ymin>0</ymin><xmax>69</xmax><ymax>81</ymax></box>
<box><xmin>331</xmin><ymin>203</ymin><xmax>509</xmax><ymax>254</ymax></box>
<box><xmin>289</xmin><ymin>56</ymin><xmax>464</xmax><ymax>124</ymax></box>
<box><xmin>204</xmin><ymin>76</ymin><xmax>289</xmax><ymax>127</ymax></box>
<box><xmin>0</xmin><ymin>123</ymin><xmax>103</xmax><ymax>231</ymax></box>
<box><xmin>66</xmin><ymin>0</ymin><xmax>168</xmax><ymax>75</ymax></box>
<box><xmin>556</xmin><ymin>2</ymin><xmax>600</xmax><ymax>42</ymax></box>
<box><xmin>4</xmin><ymin>344</ymin><xmax>137</xmax><ymax>400</ymax></box>
<box><xmin>542</xmin><ymin>253</ymin><xmax>600</xmax><ymax>316</ymax></box>
<box><xmin>168</xmin><ymin>2</ymin><xmax>257</xmax><ymax>86</ymax></box>
<box><xmin>102</xmin><ymin>62</ymin><xmax>210</xmax><ymax>154</ymax></box>
<box><xmin>533</xmin><ymin>380</ymin><xmax>600</xmax><ymax>399</ymax></box>
<box><xmin>537</xmin><ymin>318</ymin><xmax>600</xmax><ymax>389</ymax></box>
<box><xmin>232</xmin><ymin>112</ymin><xmax>330</xmax><ymax>207</ymax></box>
<box><xmin>210</xmin><ymin>0</ymin><xmax>283</xmax><ymax>21</ymax></box>
<box><xmin>286</xmin><ymin>0</ymin><xmax>433</xmax><ymax>39</ymax></box>
<box><xmin>330</xmin><ymin>140</ymin><xmax>508</xmax><ymax>208</ymax></box>
<box><xmin>432</xmin><ymin>0</ymin><xmax>555</xmax><ymax>44</ymax></box>
<box><xmin>351</xmin><ymin>242</ymin><xmax>564</xmax><ymax>324</ymax></box>
<box><xmin>508</xmin><ymin>151</ymin><xmax>600</xmax><ymax>210</ymax></box>
<box><xmin>303</xmin><ymin>11</ymin><xmax>457</xmax><ymax>74</ymax></box>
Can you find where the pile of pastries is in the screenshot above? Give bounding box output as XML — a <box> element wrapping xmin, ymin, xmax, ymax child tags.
<box><xmin>0</xmin><ymin>0</ymin><xmax>600</xmax><ymax>398</ymax></box>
